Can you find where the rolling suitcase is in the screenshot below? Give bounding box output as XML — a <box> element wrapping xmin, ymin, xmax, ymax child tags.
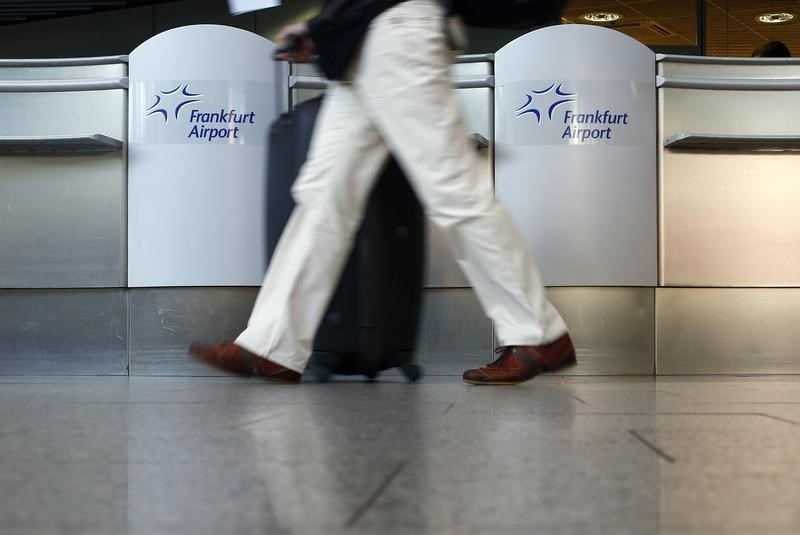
<box><xmin>267</xmin><ymin>97</ymin><xmax>425</xmax><ymax>382</ymax></box>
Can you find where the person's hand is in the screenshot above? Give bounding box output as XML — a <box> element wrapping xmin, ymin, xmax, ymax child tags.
<box><xmin>275</xmin><ymin>22</ymin><xmax>315</xmax><ymax>63</ymax></box>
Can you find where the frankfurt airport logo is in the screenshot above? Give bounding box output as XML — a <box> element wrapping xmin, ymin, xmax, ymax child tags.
<box><xmin>516</xmin><ymin>83</ymin><xmax>576</xmax><ymax>124</ymax></box>
<box><xmin>146</xmin><ymin>84</ymin><xmax>203</xmax><ymax>123</ymax></box>
<box><xmin>145</xmin><ymin>82</ymin><xmax>257</xmax><ymax>142</ymax></box>
<box><xmin>516</xmin><ymin>82</ymin><xmax>632</xmax><ymax>143</ymax></box>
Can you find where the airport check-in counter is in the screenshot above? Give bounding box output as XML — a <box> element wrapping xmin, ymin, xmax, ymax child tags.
<box><xmin>657</xmin><ymin>55</ymin><xmax>800</xmax><ymax>374</ymax></box>
<box><xmin>125</xmin><ymin>25</ymin><xmax>284</xmax><ymax>375</ymax></box>
<box><xmin>0</xmin><ymin>57</ymin><xmax>129</xmax><ymax>374</ymax></box>
<box><xmin>0</xmin><ymin>57</ymin><xmax>127</xmax><ymax>288</ymax></box>
<box><xmin>494</xmin><ymin>26</ymin><xmax>658</xmax><ymax>375</ymax></box>
<box><xmin>6</xmin><ymin>25</ymin><xmax>800</xmax><ymax>377</ymax></box>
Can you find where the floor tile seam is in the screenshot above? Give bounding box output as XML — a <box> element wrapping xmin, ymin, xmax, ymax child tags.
<box><xmin>681</xmin><ymin>402</ymin><xmax>800</xmax><ymax>405</ymax></box>
<box><xmin>0</xmin><ymin>432</ymin><xmax>121</xmax><ymax>443</ymax></box>
<box><xmin>0</xmin><ymin>458</ymin><xmax>132</xmax><ymax>466</ymax></box>
<box><xmin>11</xmin><ymin>400</ymin><xmax>464</xmax><ymax>406</ymax></box>
<box><xmin>224</xmin><ymin>414</ymin><xmax>291</xmax><ymax>430</ymax></box>
<box><xmin>755</xmin><ymin>413</ymin><xmax>800</xmax><ymax>426</ymax></box>
<box><xmin>124</xmin><ymin>389</ymin><xmax>195</xmax><ymax>393</ymax></box>
<box><xmin>4</xmin><ymin>409</ymin><xmax>781</xmax><ymax>418</ymax></box>
<box><xmin>344</xmin><ymin>460</ymin><xmax>408</xmax><ymax>528</ymax></box>
<box><xmin>0</xmin><ymin>401</ymin><xmax>279</xmax><ymax>407</ymax></box>
<box><xmin>0</xmin><ymin>459</ymin><xmax>285</xmax><ymax>466</ymax></box>
<box><xmin>628</xmin><ymin>429</ymin><xmax>677</xmax><ymax>463</ymax></box>
<box><xmin>563</xmin><ymin>411</ymin><xmax>792</xmax><ymax>417</ymax></box>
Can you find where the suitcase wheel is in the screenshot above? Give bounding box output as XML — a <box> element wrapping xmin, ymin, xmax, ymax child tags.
<box><xmin>401</xmin><ymin>363</ymin><xmax>422</xmax><ymax>382</ymax></box>
<box><xmin>310</xmin><ymin>363</ymin><xmax>334</xmax><ymax>383</ymax></box>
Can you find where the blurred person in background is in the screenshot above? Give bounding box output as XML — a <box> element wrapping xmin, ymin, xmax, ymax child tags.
<box><xmin>752</xmin><ymin>40</ymin><xmax>792</xmax><ymax>57</ymax></box>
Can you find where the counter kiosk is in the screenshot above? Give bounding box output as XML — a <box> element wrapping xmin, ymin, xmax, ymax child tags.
<box><xmin>657</xmin><ymin>55</ymin><xmax>800</xmax><ymax>374</ymax></box>
<box><xmin>128</xmin><ymin>24</ymin><xmax>284</xmax><ymax>287</ymax></box>
<box><xmin>126</xmin><ymin>25</ymin><xmax>285</xmax><ymax>374</ymax></box>
<box><xmin>494</xmin><ymin>25</ymin><xmax>658</xmax><ymax>374</ymax></box>
<box><xmin>0</xmin><ymin>57</ymin><xmax>129</xmax><ymax>374</ymax></box>
<box><xmin>7</xmin><ymin>26</ymin><xmax>800</xmax><ymax>377</ymax></box>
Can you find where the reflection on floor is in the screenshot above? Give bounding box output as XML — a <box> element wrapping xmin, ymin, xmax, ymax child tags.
<box><xmin>1</xmin><ymin>375</ymin><xmax>799</xmax><ymax>535</ymax></box>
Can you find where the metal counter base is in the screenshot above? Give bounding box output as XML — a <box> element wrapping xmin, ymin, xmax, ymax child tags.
<box><xmin>4</xmin><ymin>287</ymin><xmax>800</xmax><ymax>376</ymax></box>
<box><xmin>548</xmin><ymin>288</ymin><xmax>655</xmax><ymax>376</ymax></box>
<box><xmin>0</xmin><ymin>287</ymin><xmax>652</xmax><ymax>377</ymax></box>
<box><xmin>0</xmin><ymin>289</ymin><xmax>128</xmax><ymax>375</ymax></box>
<box><xmin>129</xmin><ymin>288</ymin><xmax>259</xmax><ymax>376</ymax></box>
<box><xmin>656</xmin><ymin>288</ymin><xmax>800</xmax><ymax>375</ymax></box>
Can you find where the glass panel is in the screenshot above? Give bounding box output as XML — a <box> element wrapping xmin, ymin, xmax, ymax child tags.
<box><xmin>706</xmin><ymin>0</ymin><xmax>800</xmax><ymax>57</ymax></box>
<box><xmin>562</xmin><ymin>0</ymin><xmax>698</xmax><ymax>48</ymax></box>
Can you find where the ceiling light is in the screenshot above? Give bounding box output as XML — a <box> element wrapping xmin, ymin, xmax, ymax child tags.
<box><xmin>581</xmin><ymin>12</ymin><xmax>623</xmax><ymax>24</ymax></box>
<box><xmin>756</xmin><ymin>12</ymin><xmax>795</xmax><ymax>24</ymax></box>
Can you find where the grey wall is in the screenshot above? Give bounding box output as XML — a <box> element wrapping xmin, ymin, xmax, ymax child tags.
<box><xmin>0</xmin><ymin>0</ymin><xmax>331</xmax><ymax>58</ymax></box>
<box><xmin>0</xmin><ymin>6</ymin><xmax>153</xmax><ymax>58</ymax></box>
<box><xmin>0</xmin><ymin>0</ymin><xmax>256</xmax><ymax>58</ymax></box>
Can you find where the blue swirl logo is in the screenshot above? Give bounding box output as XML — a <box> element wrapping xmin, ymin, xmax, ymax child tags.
<box><xmin>516</xmin><ymin>83</ymin><xmax>577</xmax><ymax>124</ymax></box>
<box><xmin>146</xmin><ymin>84</ymin><xmax>203</xmax><ymax>123</ymax></box>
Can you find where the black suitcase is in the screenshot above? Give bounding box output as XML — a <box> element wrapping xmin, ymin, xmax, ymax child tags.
<box><xmin>267</xmin><ymin>97</ymin><xmax>425</xmax><ymax>382</ymax></box>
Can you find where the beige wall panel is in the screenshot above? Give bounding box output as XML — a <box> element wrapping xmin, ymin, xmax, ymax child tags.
<box><xmin>660</xmin><ymin>151</ymin><xmax>800</xmax><ymax>286</ymax></box>
<box><xmin>660</xmin><ymin>88</ymin><xmax>800</xmax><ymax>138</ymax></box>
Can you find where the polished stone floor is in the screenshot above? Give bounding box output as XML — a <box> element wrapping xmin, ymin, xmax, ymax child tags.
<box><xmin>1</xmin><ymin>375</ymin><xmax>799</xmax><ymax>535</ymax></box>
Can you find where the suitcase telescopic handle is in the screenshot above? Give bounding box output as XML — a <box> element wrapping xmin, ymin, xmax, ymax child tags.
<box><xmin>469</xmin><ymin>133</ymin><xmax>490</xmax><ymax>150</ymax></box>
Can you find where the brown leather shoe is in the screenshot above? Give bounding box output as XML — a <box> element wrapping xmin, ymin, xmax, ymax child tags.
<box><xmin>463</xmin><ymin>333</ymin><xmax>576</xmax><ymax>385</ymax></box>
<box><xmin>188</xmin><ymin>342</ymin><xmax>302</xmax><ymax>384</ymax></box>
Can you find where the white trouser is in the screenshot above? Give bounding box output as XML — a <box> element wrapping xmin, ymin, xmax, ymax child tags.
<box><xmin>236</xmin><ymin>0</ymin><xmax>567</xmax><ymax>373</ymax></box>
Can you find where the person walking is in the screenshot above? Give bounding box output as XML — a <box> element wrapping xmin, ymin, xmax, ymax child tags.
<box><xmin>189</xmin><ymin>0</ymin><xmax>576</xmax><ymax>385</ymax></box>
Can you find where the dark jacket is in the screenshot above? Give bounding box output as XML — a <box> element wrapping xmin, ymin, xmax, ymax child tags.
<box><xmin>308</xmin><ymin>0</ymin><xmax>407</xmax><ymax>80</ymax></box>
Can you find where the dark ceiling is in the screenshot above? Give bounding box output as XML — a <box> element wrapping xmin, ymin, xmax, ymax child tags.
<box><xmin>2</xmin><ymin>0</ymin><xmax>800</xmax><ymax>57</ymax></box>
<box><xmin>0</xmin><ymin>0</ymin><xmax>178</xmax><ymax>26</ymax></box>
<box><xmin>564</xmin><ymin>0</ymin><xmax>800</xmax><ymax>56</ymax></box>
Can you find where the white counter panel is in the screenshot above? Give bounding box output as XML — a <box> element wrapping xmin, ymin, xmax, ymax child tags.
<box><xmin>495</xmin><ymin>25</ymin><xmax>657</xmax><ymax>287</ymax></box>
<box><xmin>128</xmin><ymin>25</ymin><xmax>285</xmax><ymax>287</ymax></box>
